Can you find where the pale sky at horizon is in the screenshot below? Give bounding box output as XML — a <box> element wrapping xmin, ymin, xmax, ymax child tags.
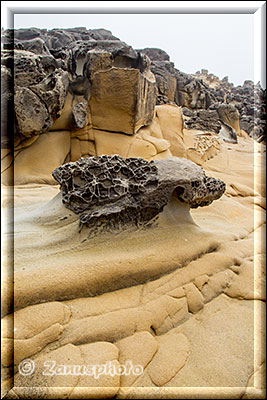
<box><xmin>1</xmin><ymin>2</ymin><xmax>265</xmax><ymax>88</ymax></box>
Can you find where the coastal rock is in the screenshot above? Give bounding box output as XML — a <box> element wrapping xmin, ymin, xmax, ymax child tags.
<box><xmin>218</xmin><ymin>121</ymin><xmax>238</xmax><ymax>144</ymax></box>
<box><xmin>15</xmin><ymin>37</ymin><xmax>51</xmax><ymax>55</ymax></box>
<box><xmin>52</xmin><ymin>155</ymin><xmax>225</xmax><ymax>232</ymax></box>
<box><xmin>1</xmin><ymin>26</ymin><xmax>265</xmax><ymax>400</ymax></box>
<box><xmin>1</xmin><ymin>28</ymin><xmax>158</xmax><ymax>154</ymax></box>
<box><xmin>71</xmin><ymin>101</ymin><xmax>88</xmax><ymax>129</ymax></box>
<box><xmin>2</xmin><ymin>26</ymin><xmax>266</xmax><ymax>188</ymax></box>
<box><xmin>184</xmin><ymin>109</ymin><xmax>221</xmax><ymax>134</ymax></box>
<box><xmin>155</xmin><ymin>105</ymin><xmax>185</xmax><ymax>157</ymax></box>
<box><xmin>139</xmin><ymin>48</ymin><xmax>213</xmax><ymax>108</ymax></box>
<box><xmin>29</xmin><ymin>69</ymin><xmax>69</xmax><ymax>119</ymax></box>
<box><xmin>89</xmin><ymin>67</ymin><xmax>156</xmax><ymax>135</ymax></box>
<box><xmin>13</xmin><ymin>131</ymin><xmax>71</xmax><ymax>185</ymax></box>
<box><xmin>217</xmin><ymin>103</ymin><xmax>240</xmax><ymax>136</ymax></box>
<box><xmin>14</xmin><ymin>87</ymin><xmax>53</xmax><ymax>136</ymax></box>
<box><xmin>1</xmin><ymin>65</ymin><xmax>13</xmax><ymax>147</ymax></box>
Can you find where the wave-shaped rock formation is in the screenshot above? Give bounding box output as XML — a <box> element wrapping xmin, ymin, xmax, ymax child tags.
<box><xmin>1</xmin><ymin>26</ymin><xmax>266</xmax><ymax>400</ymax></box>
<box><xmin>52</xmin><ymin>155</ymin><xmax>225</xmax><ymax>233</ymax></box>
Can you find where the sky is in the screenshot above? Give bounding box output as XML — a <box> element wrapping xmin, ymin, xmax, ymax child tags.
<box><xmin>1</xmin><ymin>2</ymin><xmax>266</xmax><ymax>88</ymax></box>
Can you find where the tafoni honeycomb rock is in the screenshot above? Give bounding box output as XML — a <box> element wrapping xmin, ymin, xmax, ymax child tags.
<box><xmin>52</xmin><ymin>155</ymin><xmax>226</xmax><ymax>233</ymax></box>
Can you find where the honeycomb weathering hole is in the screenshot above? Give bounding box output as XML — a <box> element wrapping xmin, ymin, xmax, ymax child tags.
<box><xmin>52</xmin><ymin>155</ymin><xmax>226</xmax><ymax>236</ymax></box>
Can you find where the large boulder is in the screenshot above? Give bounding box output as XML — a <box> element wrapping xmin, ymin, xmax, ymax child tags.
<box><xmin>217</xmin><ymin>103</ymin><xmax>240</xmax><ymax>136</ymax></box>
<box><xmin>14</xmin><ymin>87</ymin><xmax>53</xmax><ymax>136</ymax></box>
<box><xmin>14</xmin><ymin>69</ymin><xmax>69</xmax><ymax>137</ymax></box>
<box><xmin>52</xmin><ymin>155</ymin><xmax>226</xmax><ymax>232</ymax></box>
<box><xmin>89</xmin><ymin>67</ymin><xmax>156</xmax><ymax>135</ymax></box>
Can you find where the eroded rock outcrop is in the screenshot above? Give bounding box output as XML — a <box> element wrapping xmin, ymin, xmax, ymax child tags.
<box><xmin>138</xmin><ymin>48</ymin><xmax>212</xmax><ymax>110</ymax></box>
<box><xmin>2</xmin><ymin>134</ymin><xmax>265</xmax><ymax>398</ymax></box>
<box><xmin>194</xmin><ymin>71</ymin><xmax>266</xmax><ymax>142</ymax></box>
<box><xmin>183</xmin><ymin>109</ymin><xmax>221</xmax><ymax>134</ymax></box>
<box><xmin>1</xmin><ymin>28</ymin><xmax>160</xmax><ymax>184</ymax></box>
<box><xmin>1</xmin><ymin>26</ymin><xmax>265</xmax><ymax>400</ymax></box>
<box><xmin>1</xmin><ymin>27</ymin><xmax>266</xmax><ymax>186</ymax></box>
<box><xmin>52</xmin><ymin>155</ymin><xmax>225</xmax><ymax>233</ymax></box>
<box><xmin>1</xmin><ymin>28</ymin><xmax>156</xmax><ymax>142</ymax></box>
<box><xmin>139</xmin><ymin>51</ymin><xmax>266</xmax><ymax>143</ymax></box>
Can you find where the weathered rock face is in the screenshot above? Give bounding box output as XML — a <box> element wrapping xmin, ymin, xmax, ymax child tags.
<box><xmin>139</xmin><ymin>49</ymin><xmax>213</xmax><ymax>109</ymax></box>
<box><xmin>138</xmin><ymin>50</ymin><xmax>266</xmax><ymax>143</ymax></box>
<box><xmin>52</xmin><ymin>155</ymin><xmax>226</xmax><ymax>233</ymax></box>
<box><xmin>194</xmin><ymin>71</ymin><xmax>266</xmax><ymax>142</ymax></box>
<box><xmin>183</xmin><ymin>109</ymin><xmax>221</xmax><ymax>134</ymax></box>
<box><xmin>1</xmin><ymin>27</ymin><xmax>265</xmax><ymax>400</ymax></box>
<box><xmin>1</xmin><ymin>65</ymin><xmax>13</xmax><ymax>148</ymax></box>
<box><xmin>1</xmin><ymin>28</ymin><xmax>160</xmax><ymax>184</ymax></box>
<box><xmin>230</xmin><ymin>81</ymin><xmax>266</xmax><ymax>142</ymax></box>
<box><xmin>89</xmin><ymin>66</ymin><xmax>156</xmax><ymax>134</ymax></box>
<box><xmin>1</xmin><ymin>27</ymin><xmax>265</xmax><ymax>187</ymax></box>
<box><xmin>217</xmin><ymin>103</ymin><xmax>240</xmax><ymax>135</ymax></box>
<box><xmin>1</xmin><ymin>27</ymin><xmax>157</xmax><ymax>147</ymax></box>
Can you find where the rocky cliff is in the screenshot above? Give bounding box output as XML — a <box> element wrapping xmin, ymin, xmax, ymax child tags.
<box><xmin>1</xmin><ymin>27</ymin><xmax>266</xmax><ymax>185</ymax></box>
<box><xmin>139</xmin><ymin>50</ymin><xmax>265</xmax><ymax>142</ymax></box>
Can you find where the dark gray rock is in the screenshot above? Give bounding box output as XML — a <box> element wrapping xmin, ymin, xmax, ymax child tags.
<box><xmin>1</xmin><ymin>50</ymin><xmax>58</xmax><ymax>87</ymax></box>
<box><xmin>228</xmin><ymin>81</ymin><xmax>266</xmax><ymax>141</ymax></box>
<box><xmin>1</xmin><ymin>26</ymin><xmax>265</xmax><ymax>144</ymax></box>
<box><xmin>15</xmin><ymin>37</ymin><xmax>51</xmax><ymax>55</ymax></box>
<box><xmin>137</xmin><ymin>48</ymin><xmax>170</xmax><ymax>62</ymax></box>
<box><xmin>14</xmin><ymin>28</ymin><xmax>46</xmax><ymax>41</ymax></box>
<box><xmin>182</xmin><ymin>107</ymin><xmax>194</xmax><ymax>117</ymax></box>
<box><xmin>184</xmin><ymin>109</ymin><xmax>221</xmax><ymax>133</ymax></box>
<box><xmin>136</xmin><ymin>49</ymin><xmax>215</xmax><ymax>108</ymax></box>
<box><xmin>52</xmin><ymin>155</ymin><xmax>226</xmax><ymax>234</ymax></box>
<box><xmin>175</xmin><ymin>76</ymin><xmax>213</xmax><ymax>109</ymax></box>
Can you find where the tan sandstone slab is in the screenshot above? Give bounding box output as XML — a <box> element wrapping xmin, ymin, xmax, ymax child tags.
<box><xmin>89</xmin><ymin>67</ymin><xmax>156</xmax><ymax>135</ymax></box>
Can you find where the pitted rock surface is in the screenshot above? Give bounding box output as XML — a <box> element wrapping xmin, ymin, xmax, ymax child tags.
<box><xmin>52</xmin><ymin>155</ymin><xmax>226</xmax><ymax>232</ymax></box>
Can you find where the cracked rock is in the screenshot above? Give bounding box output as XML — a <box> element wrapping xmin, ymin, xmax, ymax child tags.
<box><xmin>52</xmin><ymin>155</ymin><xmax>226</xmax><ymax>232</ymax></box>
<box><xmin>71</xmin><ymin>102</ymin><xmax>88</xmax><ymax>129</ymax></box>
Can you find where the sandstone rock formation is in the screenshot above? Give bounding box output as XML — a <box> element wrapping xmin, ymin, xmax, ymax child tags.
<box><xmin>140</xmin><ymin>50</ymin><xmax>265</xmax><ymax>142</ymax></box>
<box><xmin>1</xmin><ymin>135</ymin><xmax>265</xmax><ymax>399</ymax></box>
<box><xmin>1</xmin><ymin>27</ymin><xmax>158</xmax><ymax>185</ymax></box>
<box><xmin>1</xmin><ymin>27</ymin><xmax>266</xmax><ymax>399</ymax></box>
<box><xmin>1</xmin><ymin>27</ymin><xmax>266</xmax><ymax>186</ymax></box>
<box><xmin>194</xmin><ymin>70</ymin><xmax>266</xmax><ymax>142</ymax></box>
<box><xmin>52</xmin><ymin>155</ymin><xmax>225</xmax><ymax>233</ymax></box>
